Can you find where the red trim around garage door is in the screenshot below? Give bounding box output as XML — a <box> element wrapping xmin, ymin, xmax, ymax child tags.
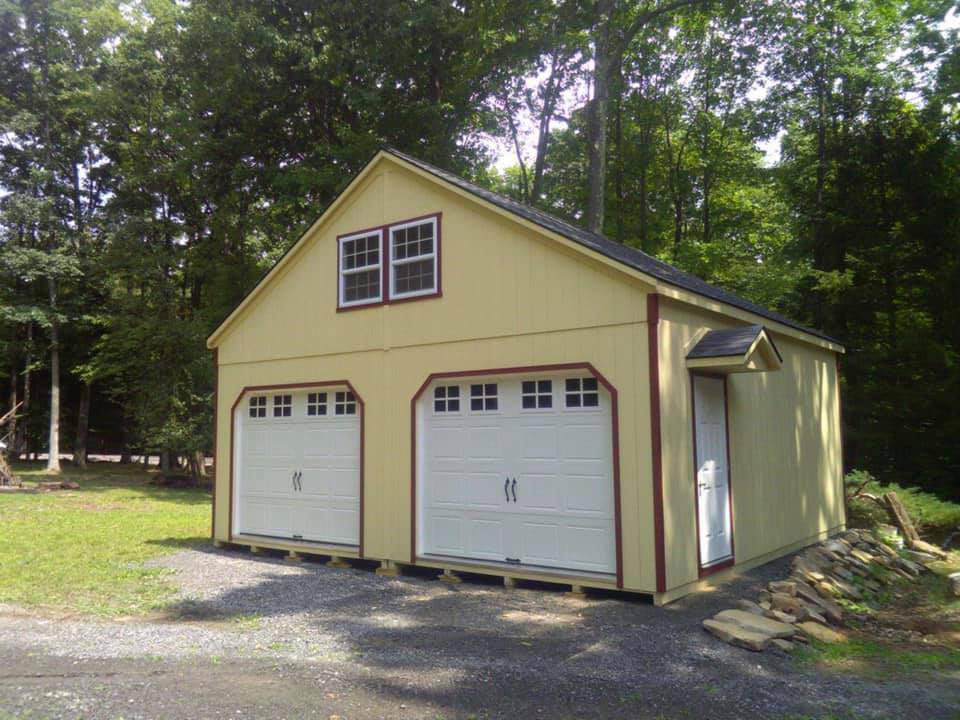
<box><xmin>409</xmin><ymin>362</ymin><xmax>624</xmax><ymax>589</ymax></box>
<box><xmin>228</xmin><ymin>380</ymin><xmax>365</xmax><ymax>557</ymax></box>
<box><xmin>689</xmin><ymin>371</ymin><xmax>735</xmax><ymax>578</ymax></box>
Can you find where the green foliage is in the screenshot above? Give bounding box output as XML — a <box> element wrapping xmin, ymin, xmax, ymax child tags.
<box><xmin>0</xmin><ymin>0</ymin><xmax>957</xmax><ymax>498</ymax></box>
<box><xmin>793</xmin><ymin>636</ymin><xmax>960</xmax><ymax>676</ymax></box>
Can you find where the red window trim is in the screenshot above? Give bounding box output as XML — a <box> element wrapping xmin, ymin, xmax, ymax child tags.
<box><xmin>336</xmin><ymin>212</ymin><xmax>442</xmax><ymax>312</ymax></box>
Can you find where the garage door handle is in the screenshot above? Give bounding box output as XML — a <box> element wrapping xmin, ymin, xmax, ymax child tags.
<box><xmin>296</xmin><ymin>471</ymin><xmax>302</xmax><ymax>491</ymax></box>
<box><xmin>511</xmin><ymin>478</ymin><xmax>517</xmax><ymax>503</ymax></box>
<box><xmin>504</xmin><ymin>478</ymin><xmax>510</xmax><ymax>502</ymax></box>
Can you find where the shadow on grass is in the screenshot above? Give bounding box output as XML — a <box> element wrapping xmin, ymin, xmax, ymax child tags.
<box><xmin>145</xmin><ymin>536</ymin><xmax>214</xmax><ymax>551</ymax></box>
<box><xmin>9</xmin><ymin>461</ymin><xmax>212</xmax><ymax>506</ymax></box>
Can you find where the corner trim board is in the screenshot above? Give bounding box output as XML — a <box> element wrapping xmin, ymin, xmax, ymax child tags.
<box><xmin>227</xmin><ymin>380</ymin><xmax>365</xmax><ymax>557</ymax></box>
<box><xmin>648</xmin><ymin>294</ymin><xmax>666</xmax><ymax>593</ymax></box>
<box><xmin>409</xmin><ymin>361</ymin><xmax>624</xmax><ymax>589</ymax></box>
<box><xmin>211</xmin><ymin>348</ymin><xmax>219</xmax><ymax>540</ymax></box>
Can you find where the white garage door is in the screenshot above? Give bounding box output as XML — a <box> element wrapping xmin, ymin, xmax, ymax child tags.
<box><xmin>234</xmin><ymin>387</ymin><xmax>360</xmax><ymax>546</ymax></box>
<box><xmin>418</xmin><ymin>373</ymin><xmax>616</xmax><ymax>576</ymax></box>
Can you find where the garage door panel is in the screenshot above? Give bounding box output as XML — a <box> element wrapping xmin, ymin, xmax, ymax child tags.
<box><xmin>302</xmin><ymin>428</ymin><xmax>334</xmax><ymax>456</ymax></box>
<box><xmin>517</xmin><ymin>424</ymin><xmax>559</xmax><ymax>459</ymax></box>
<box><xmin>562</xmin><ymin>474</ymin><xmax>614</xmax><ymax>515</ymax></box>
<box><xmin>514</xmin><ymin>474</ymin><xmax>561</xmax><ymax>512</ymax></box>
<box><xmin>559</xmin><ymin>423</ymin><xmax>607</xmax><ymax>459</ymax></box>
<box><xmin>429</xmin><ymin>426</ymin><xmax>465</xmax><ymax>459</ymax></box>
<box><xmin>467</xmin><ymin>426</ymin><xmax>504</xmax><ymax>458</ymax></box>
<box><xmin>430</xmin><ymin>514</ymin><xmax>465</xmax><ymax>554</ymax></box>
<box><xmin>420</xmin><ymin>374</ymin><xmax>616</xmax><ymax>577</ymax></box>
<box><xmin>268</xmin><ymin>427</ymin><xmax>300</xmax><ymax>458</ymax></box>
<box><xmin>235</xmin><ymin>389</ymin><xmax>360</xmax><ymax>547</ymax></box>
<box><xmin>241</xmin><ymin>498</ymin><xmax>296</xmax><ymax>538</ymax></box>
<box><xmin>518</xmin><ymin>521</ymin><xmax>561</xmax><ymax>565</ymax></box>
<box><xmin>563</xmin><ymin>525</ymin><xmax>615</xmax><ymax>572</ymax></box>
<box><xmin>469</xmin><ymin>518</ymin><xmax>507</xmax><ymax>557</ymax></box>
<box><xmin>328</xmin><ymin>469</ymin><xmax>360</xmax><ymax>500</ymax></box>
<box><xmin>465</xmin><ymin>472</ymin><xmax>505</xmax><ymax>508</ymax></box>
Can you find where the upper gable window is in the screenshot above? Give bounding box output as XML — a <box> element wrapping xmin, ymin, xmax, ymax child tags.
<box><xmin>338</xmin><ymin>230</ymin><xmax>383</xmax><ymax>308</ymax></box>
<box><xmin>388</xmin><ymin>217</ymin><xmax>438</xmax><ymax>300</ymax></box>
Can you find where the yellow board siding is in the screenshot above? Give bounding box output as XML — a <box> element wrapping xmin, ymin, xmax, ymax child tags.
<box><xmin>215</xmin><ymin>325</ymin><xmax>657</xmax><ymax>591</ymax></box>
<box><xmin>657</xmin><ymin>298</ymin><xmax>845</xmax><ymax>590</ymax></box>
<box><xmin>213</xmin><ymin>157</ymin><xmax>659</xmax><ymax>592</ymax></box>
<box><xmin>216</xmin><ymin>162</ymin><xmax>650</xmax><ymax>366</ymax></box>
<box><xmin>211</xmin><ymin>152</ymin><xmax>845</xmax><ymax>601</ymax></box>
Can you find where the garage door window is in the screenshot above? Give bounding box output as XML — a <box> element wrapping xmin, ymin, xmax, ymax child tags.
<box><xmin>335</xmin><ymin>391</ymin><xmax>357</xmax><ymax>415</ymax></box>
<box><xmin>273</xmin><ymin>394</ymin><xmax>292</xmax><ymax>417</ymax></box>
<box><xmin>248</xmin><ymin>396</ymin><xmax>267</xmax><ymax>418</ymax></box>
<box><xmin>565</xmin><ymin>377</ymin><xmax>599</xmax><ymax>408</ymax></box>
<box><xmin>521</xmin><ymin>380</ymin><xmax>553</xmax><ymax>409</ymax></box>
<box><xmin>470</xmin><ymin>383</ymin><xmax>498</xmax><ymax>411</ymax></box>
<box><xmin>306</xmin><ymin>392</ymin><xmax>327</xmax><ymax>416</ymax></box>
<box><xmin>433</xmin><ymin>385</ymin><xmax>460</xmax><ymax>412</ymax></box>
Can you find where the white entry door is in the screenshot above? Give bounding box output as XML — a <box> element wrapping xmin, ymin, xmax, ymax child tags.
<box><xmin>693</xmin><ymin>375</ymin><xmax>732</xmax><ymax>567</ymax></box>
<box><xmin>419</xmin><ymin>373</ymin><xmax>616</xmax><ymax>576</ymax></box>
<box><xmin>234</xmin><ymin>387</ymin><xmax>360</xmax><ymax>546</ymax></box>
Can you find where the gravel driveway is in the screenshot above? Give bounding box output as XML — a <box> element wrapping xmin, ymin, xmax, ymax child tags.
<box><xmin>0</xmin><ymin>546</ymin><xmax>956</xmax><ymax>719</ymax></box>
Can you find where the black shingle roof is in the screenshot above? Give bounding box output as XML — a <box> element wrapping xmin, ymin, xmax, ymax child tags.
<box><xmin>387</xmin><ymin>148</ymin><xmax>840</xmax><ymax>347</ymax></box>
<box><xmin>687</xmin><ymin>325</ymin><xmax>783</xmax><ymax>362</ymax></box>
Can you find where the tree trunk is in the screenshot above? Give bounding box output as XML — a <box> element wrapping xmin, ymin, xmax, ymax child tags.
<box><xmin>7</xmin><ymin>346</ymin><xmax>18</xmax><ymax>454</ymax></box>
<box><xmin>160</xmin><ymin>450</ymin><xmax>171</xmax><ymax>474</ymax></box>
<box><xmin>46</xmin><ymin>281</ymin><xmax>60</xmax><ymax>473</ymax></box>
<box><xmin>17</xmin><ymin>320</ymin><xmax>34</xmax><ymax>457</ymax></box>
<box><xmin>586</xmin><ymin>19</ymin><xmax>612</xmax><ymax>234</ymax></box>
<box><xmin>74</xmin><ymin>380</ymin><xmax>92</xmax><ymax>468</ymax></box>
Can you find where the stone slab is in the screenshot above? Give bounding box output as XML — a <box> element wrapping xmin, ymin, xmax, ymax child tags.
<box><xmin>714</xmin><ymin>609</ymin><xmax>795</xmax><ymax>639</ymax></box>
<box><xmin>703</xmin><ymin>619</ymin><xmax>769</xmax><ymax>652</ymax></box>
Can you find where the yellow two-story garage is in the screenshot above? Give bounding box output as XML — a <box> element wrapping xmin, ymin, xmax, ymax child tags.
<box><xmin>206</xmin><ymin>148</ymin><xmax>845</xmax><ymax>605</ymax></box>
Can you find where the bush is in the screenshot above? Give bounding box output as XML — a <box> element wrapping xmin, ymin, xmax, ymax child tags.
<box><xmin>844</xmin><ymin>469</ymin><xmax>960</xmax><ymax>536</ymax></box>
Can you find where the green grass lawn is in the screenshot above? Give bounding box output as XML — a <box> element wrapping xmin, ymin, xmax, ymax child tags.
<box><xmin>0</xmin><ymin>462</ymin><xmax>210</xmax><ymax>616</ymax></box>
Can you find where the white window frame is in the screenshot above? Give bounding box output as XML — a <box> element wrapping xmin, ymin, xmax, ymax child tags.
<box><xmin>338</xmin><ymin>230</ymin><xmax>383</xmax><ymax>308</ymax></box>
<box><xmin>432</xmin><ymin>384</ymin><xmax>461</xmax><ymax>414</ymax></box>
<box><xmin>387</xmin><ymin>217</ymin><xmax>438</xmax><ymax>301</ymax></box>
<box><xmin>563</xmin><ymin>377</ymin><xmax>601</xmax><ymax>411</ymax></box>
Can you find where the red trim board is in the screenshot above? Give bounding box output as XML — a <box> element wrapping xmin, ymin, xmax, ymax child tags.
<box><xmin>647</xmin><ymin>294</ymin><xmax>666</xmax><ymax>593</ymax></box>
<box><xmin>409</xmin><ymin>362</ymin><xmax>625</xmax><ymax>589</ymax></box>
<box><xmin>227</xmin><ymin>380</ymin><xmax>366</xmax><ymax>557</ymax></box>
<box><xmin>211</xmin><ymin>348</ymin><xmax>219</xmax><ymax>540</ymax></box>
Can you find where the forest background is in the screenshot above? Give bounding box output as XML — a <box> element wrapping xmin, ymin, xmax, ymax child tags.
<box><xmin>1</xmin><ymin>0</ymin><xmax>958</xmax><ymax>494</ymax></box>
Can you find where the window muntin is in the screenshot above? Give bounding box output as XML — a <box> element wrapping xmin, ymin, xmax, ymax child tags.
<box><xmin>273</xmin><ymin>394</ymin><xmax>293</xmax><ymax>417</ymax></box>
<box><xmin>248</xmin><ymin>395</ymin><xmax>267</xmax><ymax>418</ymax></box>
<box><xmin>307</xmin><ymin>392</ymin><xmax>327</xmax><ymax>417</ymax></box>
<box><xmin>339</xmin><ymin>231</ymin><xmax>382</xmax><ymax>307</ymax></box>
<box><xmin>335</xmin><ymin>390</ymin><xmax>357</xmax><ymax>415</ymax></box>
<box><xmin>522</xmin><ymin>380</ymin><xmax>553</xmax><ymax>409</ymax></box>
<box><xmin>389</xmin><ymin>218</ymin><xmax>437</xmax><ymax>299</ymax></box>
<box><xmin>565</xmin><ymin>377</ymin><xmax>599</xmax><ymax>408</ymax></box>
<box><xmin>433</xmin><ymin>385</ymin><xmax>460</xmax><ymax>413</ymax></box>
<box><xmin>470</xmin><ymin>383</ymin><xmax>498</xmax><ymax>411</ymax></box>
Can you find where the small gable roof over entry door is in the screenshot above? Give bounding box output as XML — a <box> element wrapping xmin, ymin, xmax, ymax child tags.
<box><xmin>686</xmin><ymin>325</ymin><xmax>783</xmax><ymax>374</ymax></box>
